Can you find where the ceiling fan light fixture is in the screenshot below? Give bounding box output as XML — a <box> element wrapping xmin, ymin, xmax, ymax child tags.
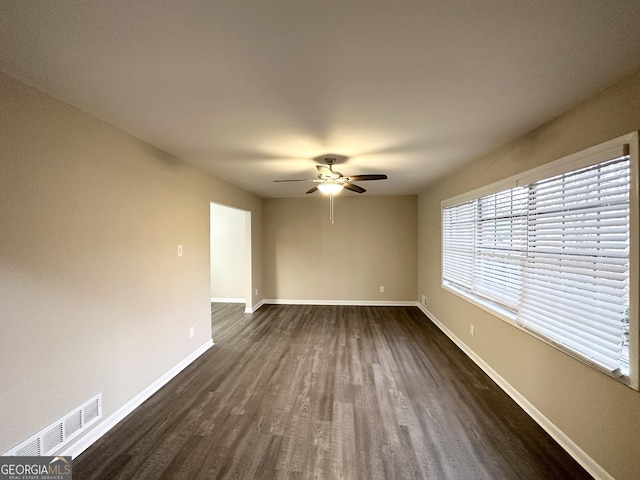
<box><xmin>317</xmin><ymin>182</ymin><xmax>343</xmax><ymax>195</ymax></box>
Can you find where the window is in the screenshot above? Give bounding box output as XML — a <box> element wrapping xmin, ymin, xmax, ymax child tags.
<box><xmin>442</xmin><ymin>133</ymin><xmax>638</xmax><ymax>388</ymax></box>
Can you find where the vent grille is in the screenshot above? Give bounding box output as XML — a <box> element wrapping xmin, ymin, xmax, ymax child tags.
<box><xmin>42</xmin><ymin>423</ymin><xmax>64</xmax><ymax>453</ymax></box>
<box><xmin>64</xmin><ymin>410</ymin><xmax>82</xmax><ymax>437</ymax></box>
<box><xmin>3</xmin><ymin>394</ymin><xmax>102</xmax><ymax>456</ymax></box>
<box><xmin>15</xmin><ymin>439</ymin><xmax>41</xmax><ymax>456</ymax></box>
<box><xmin>83</xmin><ymin>397</ymin><xmax>100</xmax><ymax>423</ymax></box>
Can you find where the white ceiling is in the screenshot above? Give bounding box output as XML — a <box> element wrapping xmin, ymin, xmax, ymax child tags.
<box><xmin>2</xmin><ymin>1</ymin><xmax>640</xmax><ymax>198</ymax></box>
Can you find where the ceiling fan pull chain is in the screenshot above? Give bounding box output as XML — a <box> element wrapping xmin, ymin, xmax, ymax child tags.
<box><xmin>330</xmin><ymin>194</ymin><xmax>334</xmax><ymax>224</ymax></box>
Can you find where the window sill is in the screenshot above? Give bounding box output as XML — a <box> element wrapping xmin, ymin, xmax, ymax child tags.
<box><xmin>442</xmin><ymin>281</ymin><xmax>518</xmax><ymax>326</ymax></box>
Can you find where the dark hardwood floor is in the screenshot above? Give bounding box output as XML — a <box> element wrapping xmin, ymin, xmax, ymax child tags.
<box><xmin>73</xmin><ymin>304</ymin><xmax>592</xmax><ymax>479</ymax></box>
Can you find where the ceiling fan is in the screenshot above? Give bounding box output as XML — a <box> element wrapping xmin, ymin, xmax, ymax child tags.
<box><xmin>273</xmin><ymin>157</ymin><xmax>388</xmax><ymax>194</ymax></box>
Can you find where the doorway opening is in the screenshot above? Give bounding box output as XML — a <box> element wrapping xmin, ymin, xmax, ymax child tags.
<box><xmin>210</xmin><ymin>203</ymin><xmax>252</xmax><ymax>312</ymax></box>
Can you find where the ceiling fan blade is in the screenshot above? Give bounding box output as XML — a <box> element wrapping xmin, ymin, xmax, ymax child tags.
<box><xmin>343</xmin><ymin>182</ymin><xmax>366</xmax><ymax>193</ymax></box>
<box><xmin>306</xmin><ymin>186</ymin><xmax>319</xmax><ymax>194</ymax></box>
<box><xmin>316</xmin><ymin>165</ymin><xmax>333</xmax><ymax>176</ymax></box>
<box><xmin>273</xmin><ymin>179</ymin><xmax>316</xmax><ymax>182</ymax></box>
<box><xmin>346</xmin><ymin>174</ymin><xmax>388</xmax><ymax>181</ymax></box>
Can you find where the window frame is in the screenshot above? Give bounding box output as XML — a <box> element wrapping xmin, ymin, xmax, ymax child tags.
<box><xmin>441</xmin><ymin>131</ymin><xmax>639</xmax><ymax>389</ymax></box>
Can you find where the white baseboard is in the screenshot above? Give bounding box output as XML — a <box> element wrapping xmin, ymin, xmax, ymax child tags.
<box><xmin>415</xmin><ymin>303</ymin><xmax>613</xmax><ymax>480</ymax></box>
<box><xmin>211</xmin><ymin>297</ymin><xmax>245</xmax><ymax>303</ymax></box>
<box><xmin>63</xmin><ymin>339</ymin><xmax>214</xmax><ymax>459</ymax></box>
<box><xmin>263</xmin><ymin>299</ymin><xmax>417</xmax><ymax>307</ymax></box>
<box><xmin>246</xmin><ymin>299</ymin><xmax>265</xmax><ymax>313</ymax></box>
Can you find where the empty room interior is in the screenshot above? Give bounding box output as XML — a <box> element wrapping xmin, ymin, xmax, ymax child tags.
<box><xmin>2</xmin><ymin>2</ymin><xmax>640</xmax><ymax>479</ymax></box>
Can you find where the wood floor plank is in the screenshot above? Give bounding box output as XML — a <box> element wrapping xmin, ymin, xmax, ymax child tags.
<box><xmin>73</xmin><ymin>304</ymin><xmax>593</xmax><ymax>479</ymax></box>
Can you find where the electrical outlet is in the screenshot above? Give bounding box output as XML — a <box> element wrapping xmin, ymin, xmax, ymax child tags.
<box><xmin>470</xmin><ymin>324</ymin><xmax>475</xmax><ymax>337</ymax></box>
<box><xmin>177</xmin><ymin>245</ymin><xmax>183</xmax><ymax>257</ymax></box>
<box><xmin>189</xmin><ymin>326</ymin><xmax>194</xmax><ymax>338</ymax></box>
<box><xmin>422</xmin><ymin>295</ymin><xmax>428</xmax><ymax>306</ymax></box>
<box><xmin>379</xmin><ymin>286</ymin><xmax>385</xmax><ymax>293</ymax></box>
<box><xmin>255</xmin><ymin>289</ymin><xmax>258</xmax><ymax>296</ymax></box>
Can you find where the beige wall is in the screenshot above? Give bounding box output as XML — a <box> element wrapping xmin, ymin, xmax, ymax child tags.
<box><xmin>263</xmin><ymin>195</ymin><xmax>417</xmax><ymax>301</ymax></box>
<box><xmin>210</xmin><ymin>203</ymin><xmax>249</xmax><ymax>301</ymax></box>
<box><xmin>418</xmin><ymin>70</ymin><xmax>640</xmax><ymax>480</ymax></box>
<box><xmin>0</xmin><ymin>72</ymin><xmax>262</xmax><ymax>454</ymax></box>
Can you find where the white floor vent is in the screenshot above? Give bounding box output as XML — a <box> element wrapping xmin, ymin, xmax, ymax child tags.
<box><xmin>3</xmin><ymin>394</ymin><xmax>102</xmax><ymax>457</ymax></box>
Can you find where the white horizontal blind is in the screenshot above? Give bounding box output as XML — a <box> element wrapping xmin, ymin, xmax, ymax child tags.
<box><xmin>442</xmin><ymin>146</ymin><xmax>632</xmax><ymax>377</ymax></box>
<box><xmin>443</xmin><ymin>188</ymin><xmax>528</xmax><ymax>310</ymax></box>
<box><xmin>519</xmin><ymin>155</ymin><xmax>631</xmax><ymax>374</ymax></box>
<box><xmin>474</xmin><ymin>188</ymin><xmax>528</xmax><ymax>309</ymax></box>
<box><xmin>443</xmin><ymin>200</ymin><xmax>475</xmax><ymax>289</ymax></box>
